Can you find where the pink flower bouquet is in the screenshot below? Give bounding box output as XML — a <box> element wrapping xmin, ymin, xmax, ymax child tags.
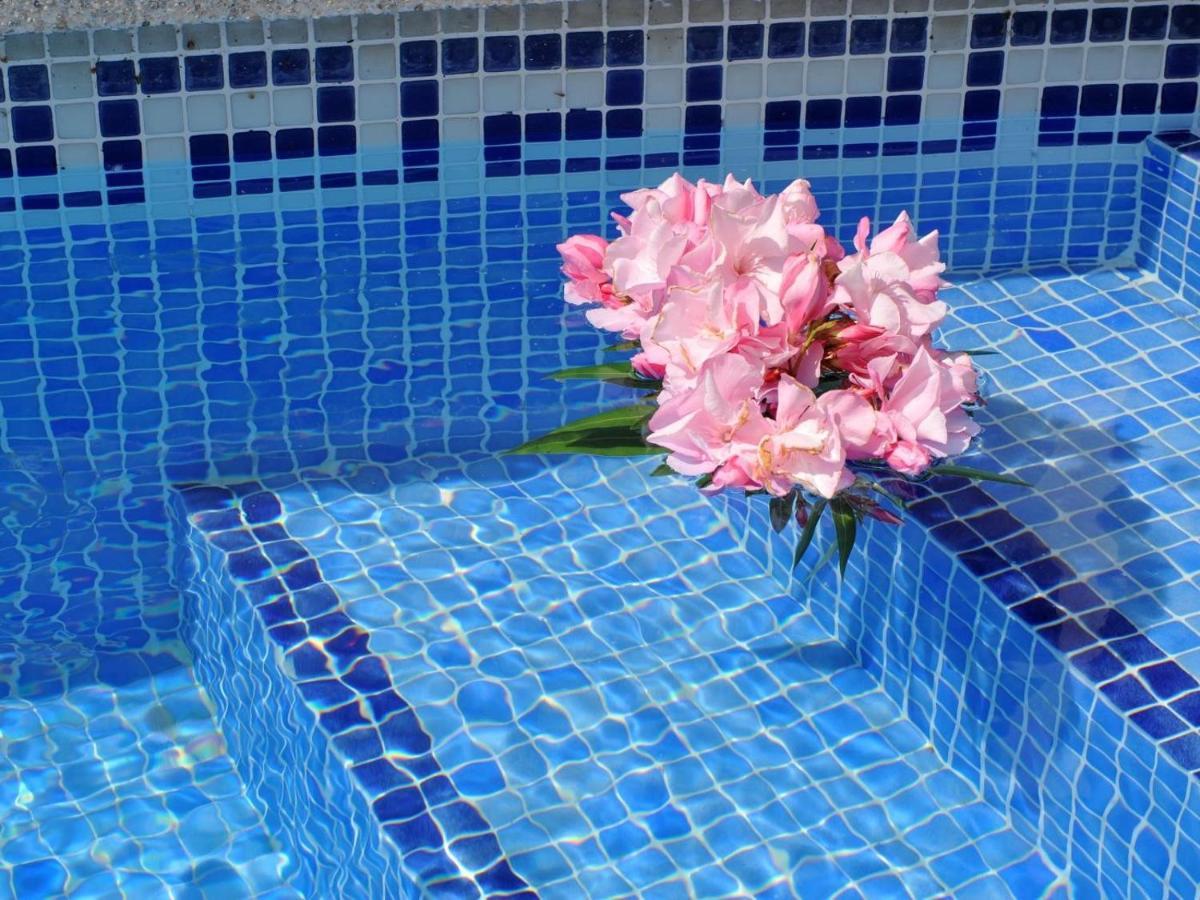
<box><xmin>512</xmin><ymin>174</ymin><xmax>1025</xmax><ymax>572</ymax></box>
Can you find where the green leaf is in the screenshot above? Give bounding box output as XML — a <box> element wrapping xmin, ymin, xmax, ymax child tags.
<box><xmin>506</xmin><ymin>406</ymin><xmax>658</xmax><ymax>457</ymax></box>
<box><xmin>953</xmin><ymin>349</ymin><xmax>1000</xmax><ymax>356</ymax></box>
<box><xmin>928</xmin><ymin>463</ymin><xmax>1030</xmax><ymax>487</ymax></box>
<box><xmin>695</xmin><ymin>472</ymin><xmax>714</xmax><ymax>489</ymax></box>
<box><xmin>831</xmin><ymin>497</ymin><xmax>857</xmax><ymax>576</ymax></box>
<box><xmin>549</xmin><ymin>362</ymin><xmax>662</xmax><ymax>391</ymax></box>
<box><xmin>769</xmin><ymin>493</ymin><xmax>795</xmax><ymax>534</ymax></box>
<box><xmin>792</xmin><ymin>498</ymin><xmax>827</xmax><ymax>570</ymax></box>
<box><xmin>606</xmin><ymin>340</ymin><xmax>639</xmax><ymax>352</ymax></box>
<box><xmin>806</xmin><ymin>539</ymin><xmax>838</xmax><ymax>584</ymax></box>
<box><xmin>650</xmin><ymin>462</ymin><xmax>675</xmax><ymax>477</ymax></box>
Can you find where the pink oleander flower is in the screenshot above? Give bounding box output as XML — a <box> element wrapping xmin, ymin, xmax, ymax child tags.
<box><xmin>558</xmin><ymin>234</ymin><xmax>611</xmax><ymax>306</ymax></box>
<box><xmin>870</xmin><ymin>346</ymin><xmax>981</xmax><ymax>476</ymax></box>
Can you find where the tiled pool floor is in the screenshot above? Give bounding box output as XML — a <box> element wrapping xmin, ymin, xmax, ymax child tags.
<box><xmin>0</xmin><ymin>666</ymin><xmax>300</xmax><ymax>899</ymax></box>
<box><xmin>190</xmin><ymin>454</ymin><xmax>1064</xmax><ymax>899</ymax></box>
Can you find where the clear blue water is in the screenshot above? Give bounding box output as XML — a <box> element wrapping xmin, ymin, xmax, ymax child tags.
<box><xmin>3</xmin><ymin>149</ymin><xmax>1200</xmax><ymax>897</ymax></box>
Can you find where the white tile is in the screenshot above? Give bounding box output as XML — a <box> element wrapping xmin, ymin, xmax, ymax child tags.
<box><xmin>5</xmin><ymin>33</ymin><xmax>45</xmax><ymax>60</ymax></box>
<box><xmin>923</xmin><ymin>92</ymin><xmax>961</xmax><ymax>120</ymax></box>
<box><xmin>51</xmin><ymin>62</ymin><xmax>94</xmax><ymax>100</ymax></box>
<box><xmin>442</xmin><ymin>79</ymin><xmax>480</xmax><ymax>115</ymax></box>
<box><xmin>646</xmin><ymin>69</ymin><xmax>684</xmax><ymax>104</ymax></box>
<box><xmin>724</xmin><ymin>63</ymin><xmax>762</xmax><ymax>101</ymax></box>
<box><xmin>931</xmin><ymin>15</ymin><xmax>968</xmax><ymax>51</ymax></box>
<box><xmin>443</xmin><ymin>117</ymin><xmax>482</xmax><ymax>142</ymax></box>
<box><xmin>181</xmin><ymin>24</ymin><xmax>221</xmax><ymax>50</ymax></box>
<box><xmin>355</xmin><ymin>14</ymin><xmax>396</xmax><ymax>40</ymax></box>
<box><xmin>1003</xmin><ymin>87</ymin><xmax>1039</xmax><ymax>116</ymax></box>
<box><xmin>359</xmin><ymin>122</ymin><xmax>399</xmax><ymax>147</ymax></box>
<box><xmin>1043</xmin><ymin>47</ymin><xmax>1084</xmax><ymax>82</ymax></box>
<box><xmin>314</xmin><ymin>16</ymin><xmax>353</xmax><ymax>42</ymax></box>
<box><xmin>806</xmin><ymin>60</ymin><xmax>845</xmax><ymax>95</ymax></box>
<box><xmin>725</xmin><ymin>101</ymin><xmax>763</xmax><ymax>127</ymax></box>
<box><xmin>187</xmin><ymin>94</ymin><xmax>228</xmax><ymax>131</ymax></box>
<box><xmin>358</xmin><ymin>44</ymin><xmax>397</xmax><ymax>81</ymax></box>
<box><xmin>927</xmin><ymin>54</ymin><xmax>965</xmax><ymax>90</ymax></box>
<box><xmin>647</xmin><ymin>0</ymin><xmax>683</xmax><ymax>24</ymax></box>
<box><xmin>92</xmin><ymin>29</ymin><xmax>133</xmax><ymax>55</ymax></box>
<box><xmin>137</xmin><ymin>25</ymin><xmax>177</xmax><ymax>53</ymax></box>
<box><xmin>845</xmin><ymin>58</ymin><xmax>884</xmax><ymax>93</ymax></box>
<box><xmin>565</xmin><ymin>71</ymin><xmax>604</xmax><ymax>107</ymax></box>
<box><xmin>141</xmin><ymin>97</ymin><xmax>183</xmax><ymax>135</ymax></box>
<box><xmin>399</xmin><ymin>9</ymin><xmax>439</xmax><ymax>35</ymax></box>
<box><xmin>47</xmin><ymin>32</ymin><xmax>89</xmax><ymax>58</ymax></box>
<box><xmin>359</xmin><ymin>83</ymin><xmax>400</xmax><ymax>120</ymax></box>
<box><xmin>54</xmin><ymin>102</ymin><xmax>97</xmax><ymax>139</ymax></box>
<box><xmin>269</xmin><ymin>19</ymin><xmax>309</xmax><ymax>44</ymax></box>
<box><xmin>231</xmin><ymin>91</ymin><xmax>270</xmax><ymax>128</ymax></box>
<box><xmin>272</xmin><ymin>88</ymin><xmax>314</xmax><ymax>126</ymax></box>
<box><xmin>524</xmin><ymin>74</ymin><xmax>564</xmax><ymax>110</ymax></box>
<box><xmin>145</xmin><ymin>136</ymin><xmax>187</xmax><ymax>163</ymax></box>
<box><xmin>484</xmin><ymin>75</ymin><xmax>522</xmax><ymax>112</ymax></box>
<box><xmin>607</xmin><ymin>0</ymin><xmax>645</xmax><ymax>26</ymax></box>
<box><xmin>765</xmin><ymin>62</ymin><xmax>804</xmax><ymax>98</ymax></box>
<box><xmin>646</xmin><ymin>106</ymin><xmax>682</xmax><ymax>130</ymax></box>
<box><xmin>1085</xmin><ymin>46</ymin><xmax>1124</xmax><ymax>81</ymax></box>
<box><xmin>1124</xmin><ymin>45</ymin><xmax>1164</xmax><ymax>81</ymax></box>
<box><xmin>647</xmin><ymin>28</ymin><xmax>684</xmax><ymax>65</ymax></box>
<box><xmin>226</xmin><ymin>21</ymin><xmax>264</xmax><ymax>47</ymax></box>
<box><xmin>1005</xmin><ymin>50</ymin><xmax>1043</xmax><ymax>85</ymax></box>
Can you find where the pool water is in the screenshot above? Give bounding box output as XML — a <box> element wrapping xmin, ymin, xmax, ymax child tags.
<box><xmin>3</xmin><ymin>145</ymin><xmax>1200</xmax><ymax>897</ymax></box>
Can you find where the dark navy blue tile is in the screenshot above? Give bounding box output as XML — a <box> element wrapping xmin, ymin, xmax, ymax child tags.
<box><xmin>1042</xmin><ymin>85</ymin><xmax>1080</xmax><ymax>116</ymax></box>
<box><xmin>400</xmin><ymin>81</ymin><xmax>438</xmax><ymax>118</ymax></box>
<box><xmin>484</xmin><ymin>114</ymin><xmax>521</xmax><ymax>145</ymax></box>
<box><xmin>272</xmin><ymin>49</ymin><xmax>311</xmax><ymax>86</ymax></box>
<box><xmin>401</xmin><ymin>40</ymin><xmax>437</xmax><ymax>77</ymax></box>
<box><xmin>1050</xmin><ymin>9</ymin><xmax>1088</xmax><ymax>44</ymax></box>
<box><xmin>185</xmin><ymin>55</ymin><xmax>224</xmax><ymax>91</ymax></box>
<box><xmin>1131</xmin><ymin>706</ymin><xmax>1188</xmax><ymax>740</ymax></box>
<box><xmin>890</xmin><ymin>17</ymin><xmax>928</xmax><ymax>53</ymax></box>
<box><xmin>1160</xmin><ymin>82</ymin><xmax>1198</xmax><ymax>114</ymax></box>
<box><xmin>1011</xmin><ymin>11</ymin><xmax>1047</xmax><ymax>46</ymax></box>
<box><xmin>139</xmin><ymin>57</ymin><xmax>180</xmax><ymax>94</ymax></box>
<box><xmin>1128</xmin><ymin>5</ymin><xmax>1167</xmax><ymax>40</ymax></box>
<box><xmin>727</xmin><ymin>24</ymin><xmax>763</xmax><ymax>60</ymax></box>
<box><xmin>524</xmin><ymin>33</ymin><xmax>561</xmax><ymax>70</ymax></box>
<box><xmin>765</xmin><ymin>100</ymin><xmax>801</xmax><ymax>129</ymax></box>
<box><xmin>483</xmin><ymin>36</ymin><xmax>520</xmax><ymax>72</ymax></box>
<box><xmin>189</xmin><ymin>134</ymin><xmax>228</xmax><ymax>165</ymax></box>
<box><xmin>565</xmin><ymin>109</ymin><xmax>602</xmax><ymax>140</ymax></box>
<box><xmin>1101</xmin><ymin>675</ymin><xmax>1155</xmax><ymax>711</ymax></box>
<box><xmin>887</xmin><ymin>56</ymin><xmax>924</xmax><ymax>92</ymax></box>
<box><xmin>884</xmin><ymin>95</ymin><xmax>921</xmax><ymax>126</ymax></box>
<box><xmin>1165</xmin><ymin>734</ymin><xmax>1200</xmax><ymax>771</ymax></box>
<box><xmin>686</xmin><ymin>66</ymin><xmax>721</xmax><ymax>103</ymax></box>
<box><xmin>316</xmin><ymin>126</ymin><xmax>352</xmax><ymax>157</ymax></box>
<box><xmin>809</xmin><ymin>20</ymin><xmax>847</xmax><ymax>57</ymax></box>
<box><xmin>1071</xmin><ymin>646</ymin><xmax>1124</xmax><ymax>683</ymax></box>
<box><xmin>1080</xmin><ymin>84</ymin><xmax>1119</xmax><ymax>116</ymax></box>
<box><xmin>98</xmin><ymin>100</ymin><xmax>140</xmax><ymax>137</ymax></box>
<box><xmin>684</xmin><ymin>104</ymin><xmax>720</xmax><ymax>134</ymax></box>
<box><xmin>233</xmin><ymin>131</ymin><xmax>272</xmax><ymax>162</ymax></box>
<box><xmin>1171</xmin><ymin>692</ymin><xmax>1200</xmax><ymax>728</ymax></box>
<box><xmin>1111</xmin><ymin>636</ymin><xmax>1166</xmax><ymax>666</ymax></box>
<box><xmin>402</xmin><ymin>119</ymin><xmax>439</xmax><ymax>149</ymax></box>
<box><xmin>845</xmin><ymin>95</ymin><xmax>882</xmax><ymax>128</ymax></box>
<box><xmin>442</xmin><ymin>37</ymin><xmax>478</xmax><ymax>75</ymax></box>
<box><xmin>14</xmin><ymin>146</ymin><xmax>57</xmax><ymax>177</ymax></box>
<box><xmin>1122</xmin><ymin>83</ymin><xmax>1158</xmax><ymax>115</ymax></box>
<box><xmin>1170</xmin><ymin>3</ymin><xmax>1200</xmax><ymax>39</ymax></box>
<box><xmin>607</xmin><ymin>30</ymin><xmax>644</xmax><ymax>66</ymax></box>
<box><xmin>1141</xmin><ymin>661</ymin><xmax>1197</xmax><ymax>700</ymax></box>
<box><xmin>1165</xmin><ymin>45</ymin><xmax>1200</xmax><ymax>79</ymax></box>
<box><xmin>102</xmin><ymin>140</ymin><xmax>140</xmax><ymax>171</ymax></box>
<box><xmin>971</xmin><ymin>13</ymin><xmax>1008</xmax><ymax>48</ymax></box>
<box><xmin>11</xmin><ymin>107</ymin><xmax>53</xmax><ymax>143</ymax></box>
<box><xmin>1012</xmin><ymin>597</ymin><xmax>1064</xmax><ymax>627</ymax></box>
<box><xmin>1090</xmin><ymin>7</ymin><xmax>1127</xmax><ymax>42</ymax></box>
<box><xmin>850</xmin><ymin>19</ymin><xmax>887</xmax><ymax>54</ymax></box>
<box><xmin>7</xmin><ymin>64</ymin><xmax>49</xmax><ymax>102</ymax></box>
<box><xmin>229</xmin><ymin>51</ymin><xmax>268</xmax><ymax>88</ymax></box>
<box><xmin>805</xmin><ymin>98</ymin><xmax>841</xmax><ymax>129</ymax></box>
<box><xmin>1037</xmin><ymin>619</ymin><xmax>1094</xmax><ymax>653</ymax></box>
<box><xmin>524</xmin><ymin>112</ymin><xmax>560</xmax><ymax>142</ymax></box>
<box><xmin>315</xmin><ymin>45</ymin><xmax>354</xmax><ymax>82</ymax></box>
<box><xmin>687</xmin><ymin>26</ymin><xmax>724</xmax><ymax>62</ymax></box>
<box><xmin>767</xmin><ymin>22</ymin><xmax>805</xmax><ymax>58</ymax></box>
<box><xmin>317</xmin><ymin>86</ymin><xmax>355</xmax><ymax>123</ymax></box>
<box><xmin>565</xmin><ymin>31</ymin><xmax>603</xmax><ymax>68</ymax></box>
<box><xmin>606</xmin><ymin>70</ymin><xmax>644</xmax><ymax>106</ymax></box>
<box><xmin>95</xmin><ymin>60</ymin><xmax>136</xmax><ymax>96</ymax></box>
<box><xmin>275</xmin><ymin>128</ymin><xmax>315</xmax><ymax>159</ymax></box>
<box><xmin>967</xmin><ymin>51</ymin><xmax>1004</xmax><ymax>86</ymax></box>
<box><xmin>606</xmin><ymin>108</ymin><xmax>642</xmax><ymax>139</ymax></box>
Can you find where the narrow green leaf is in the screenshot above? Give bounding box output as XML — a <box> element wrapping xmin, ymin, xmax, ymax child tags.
<box><xmin>548</xmin><ymin>362</ymin><xmax>662</xmax><ymax>391</ymax></box>
<box><xmin>806</xmin><ymin>540</ymin><xmax>838</xmax><ymax>584</ymax></box>
<box><xmin>695</xmin><ymin>472</ymin><xmax>714</xmax><ymax>489</ymax></box>
<box><xmin>650</xmin><ymin>462</ymin><xmax>674</xmax><ymax>477</ymax></box>
<box><xmin>506</xmin><ymin>406</ymin><xmax>657</xmax><ymax>456</ymax></box>
<box><xmin>606</xmin><ymin>340</ymin><xmax>639</xmax><ymax>352</ymax></box>
<box><xmin>792</xmin><ymin>498</ymin><xmax>827</xmax><ymax>570</ymax></box>
<box><xmin>928</xmin><ymin>463</ymin><xmax>1030</xmax><ymax>487</ymax></box>
<box><xmin>769</xmin><ymin>493</ymin><xmax>795</xmax><ymax>534</ymax></box>
<box><xmin>952</xmin><ymin>349</ymin><xmax>1000</xmax><ymax>356</ymax></box>
<box><xmin>831</xmin><ymin>498</ymin><xmax>857</xmax><ymax>576</ymax></box>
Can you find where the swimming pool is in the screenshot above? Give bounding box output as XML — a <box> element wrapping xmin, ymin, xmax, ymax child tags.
<box><xmin>3</xmin><ymin>3</ymin><xmax>1200</xmax><ymax>897</ymax></box>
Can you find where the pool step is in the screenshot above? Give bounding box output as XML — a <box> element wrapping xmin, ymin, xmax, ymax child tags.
<box><xmin>179</xmin><ymin>456</ymin><xmax>1064</xmax><ymax>898</ymax></box>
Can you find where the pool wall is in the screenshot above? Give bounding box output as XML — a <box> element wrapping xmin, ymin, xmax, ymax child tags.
<box><xmin>1137</xmin><ymin>131</ymin><xmax>1200</xmax><ymax>306</ymax></box>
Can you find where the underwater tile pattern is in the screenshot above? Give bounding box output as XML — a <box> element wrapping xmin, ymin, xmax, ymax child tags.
<box><xmin>0</xmin><ymin>666</ymin><xmax>301</xmax><ymax>898</ymax></box>
<box><xmin>181</xmin><ymin>455</ymin><xmax>1063</xmax><ymax>898</ymax></box>
<box><xmin>0</xmin><ymin>1</ymin><xmax>1196</xmax><ymax>270</ymax></box>
<box><xmin>1137</xmin><ymin>130</ymin><xmax>1200</xmax><ymax>307</ymax></box>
